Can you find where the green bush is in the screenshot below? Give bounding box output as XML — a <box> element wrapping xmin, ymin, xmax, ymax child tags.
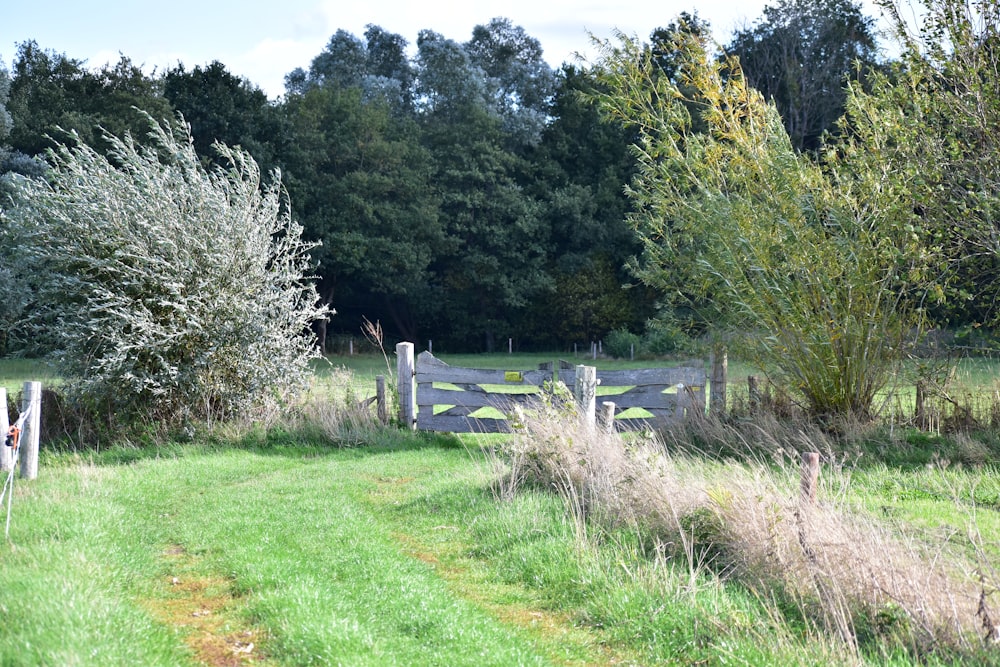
<box><xmin>642</xmin><ymin>320</ymin><xmax>691</xmax><ymax>356</ymax></box>
<box><xmin>604</xmin><ymin>328</ymin><xmax>641</xmax><ymax>359</ymax></box>
<box><xmin>0</xmin><ymin>115</ymin><xmax>328</xmax><ymax>428</ymax></box>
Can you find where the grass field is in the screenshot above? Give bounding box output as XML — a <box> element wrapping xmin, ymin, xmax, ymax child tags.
<box><xmin>3</xmin><ymin>354</ymin><xmax>1000</xmax><ymax>665</ymax></box>
<box><xmin>4</xmin><ymin>429</ymin><xmax>999</xmax><ymax>665</ymax></box>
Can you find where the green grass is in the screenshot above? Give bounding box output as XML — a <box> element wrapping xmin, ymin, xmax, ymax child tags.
<box><xmin>6</xmin><ymin>428</ymin><xmax>999</xmax><ymax>665</ymax></box>
<box><xmin>5</xmin><ymin>353</ymin><xmax>1000</xmax><ymax>664</ymax></box>
<box><xmin>2</xmin><ymin>440</ymin><xmax>599</xmax><ymax>665</ymax></box>
<box><xmin>0</xmin><ymin>357</ymin><xmax>60</xmax><ymax>397</ymax></box>
<box><xmin>844</xmin><ymin>462</ymin><xmax>1000</xmax><ymax>564</ymax></box>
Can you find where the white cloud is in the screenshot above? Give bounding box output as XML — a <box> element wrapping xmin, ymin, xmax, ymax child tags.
<box><xmin>231</xmin><ymin>37</ymin><xmax>328</xmax><ymax>98</ymax></box>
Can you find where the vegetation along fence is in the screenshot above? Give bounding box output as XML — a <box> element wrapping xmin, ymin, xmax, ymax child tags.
<box><xmin>394</xmin><ymin>342</ymin><xmax>726</xmax><ymax>434</ymax></box>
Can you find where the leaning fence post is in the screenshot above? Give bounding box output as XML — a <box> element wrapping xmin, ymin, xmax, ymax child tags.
<box><xmin>710</xmin><ymin>345</ymin><xmax>727</xmax><ymax>416</ymax></box>
<box><xmin>800</xmin><ymin>452</ymin><xmax>820</xmax><ymax>506</ymax></box>
<box><xmin>20</xmin><ymin>382</ymin><xmax>41</xmax><ymax>480</ymax></box>
<box><xmin>575</xmin><ymin>364</ymin><xmax>597</xmax><ymax>427</ymax></box>
<box><xmin>376</xmin><ymin>375</ymin><xmax>388</xmax><ymax>425</ymax></box>
<box><xmin>0</xmin><ymin>388</ymin><xmax>9</xmax><ymax>471</ymax></box>
<box><xmin>396</xmin><ymin>342</ymin><xmax>416</xmax><ymax>430</ymax></box>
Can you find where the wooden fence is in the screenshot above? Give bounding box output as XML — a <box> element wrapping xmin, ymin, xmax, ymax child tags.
<box><xmin>395</xmin><ymin>342</ymin><xmax>720</xmax><ymax>434</ymax></box>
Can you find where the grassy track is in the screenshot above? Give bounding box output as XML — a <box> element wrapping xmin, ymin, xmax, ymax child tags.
<box><xmin>0</xmin><ymin>438</ymin><xmax>621</xmax><ymax>666</ymax></box>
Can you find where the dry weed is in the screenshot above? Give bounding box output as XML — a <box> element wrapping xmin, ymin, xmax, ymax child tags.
<box><xmin>284</xmin><ymin>368</ymin><xmax>385</xmax><ymax>446</ymax></box>
<box><xmin>505</xmin><ymin>403</ymin><xmax>998</xmax><ymax>657</ymax></box>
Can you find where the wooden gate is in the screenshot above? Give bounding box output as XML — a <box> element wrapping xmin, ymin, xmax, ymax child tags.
<box><xmin>395</xmin><ymin>344</ymin><xmax>707</xmax><ymax>434</ymax></box>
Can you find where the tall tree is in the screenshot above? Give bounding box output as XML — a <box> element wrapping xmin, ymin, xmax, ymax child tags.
<box><xmin>0</xmin><ymin>60</ymin><xmax>12</xmax><ymax>144</ymax></box>
<box><xmin>363</xmin><ymin>24</ymin><xmax>415</xmax><ymax>110</ymax></box>
<box><xmin>413</xmin><ymin>30</ymin><xmax>551</xmax><ymax>349</ymax></box>
<box><xmin>727</xmin><ymin>0</ymin><xmax>878</xmax><ymax>151</ymax></box>
<box><xmin>164</xmin><ymin>61</ymin><xmax>284</xmax><ymax>171</ymax></box>
<box><xmin>299</xmin><ymin>29</ymin><xmax>367</xmax><ymax>90</ymax></box>
<box><xmin>524</xmin><ymin>64</ymin><xmax>650</xmax><ymax>345</ymax></box>
<box><xmin>7</xmin><ymin>42</ymin><xmax>171</xmax><ymax>156</ymax></box>
<box><xmin>413</xmin><ymin>29</ymin><xmax>491</xmax><ymax>120</ymax></box>
<box><xmin>592</xmin><ymin>31</ymin><xmax>932</xmax><ymax>418</ymax></box>
<box><xmin>465</xmin><ymin>17</ymin><xmax>557</xmax><ymax>145</ymax></box>
<box><xmin>281</xmin><ymin>85</ymin><xmax>441</xmax><ymax>346</ymax></box>
<box><xmin>841</xmin><ymin>0</ymin><xmax>1000</xmax><ymax>329</ymax></box>
<box><xmin>7</xmin><ymin>42</ymin><xmax>94</xmax><ymax>155</ymax></box>
<box><xmin>287</xmin><ymin>26</ymin><xmax>415</xmax><ymax>109</ymax></box>
<box><xmin>85</xmin><ymin>55</ymin><xmax>173</xmax><ymax>143</ymax></box>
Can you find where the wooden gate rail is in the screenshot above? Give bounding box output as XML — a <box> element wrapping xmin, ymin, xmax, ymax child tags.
<box><xmin>395</xmin><ymin>342</ymin><xmax>707</xmax><ymax>434</ymax></box>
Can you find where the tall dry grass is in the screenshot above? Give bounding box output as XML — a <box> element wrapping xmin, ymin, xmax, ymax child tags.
<box><xmin>285</xmin><ymin>368</ymin><xmax>387</xmax><ymax>446</ymax></box>
<box><xmin>499</xmin><ymin>399</ymin><xmax>999</xmax><ymax>660</ymax></box>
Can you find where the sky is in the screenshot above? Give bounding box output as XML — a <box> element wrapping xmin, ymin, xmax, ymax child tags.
<box><xmin>0</xmin><ymin>0</ymin><xmax>893</xmax><ymax>100</ymax></box>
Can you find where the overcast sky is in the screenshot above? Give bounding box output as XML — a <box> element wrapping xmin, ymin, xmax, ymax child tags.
<box><xmin>0</xmin><ymin>0</ymin><xmax>893</xmax><ymax>100</ymax></box>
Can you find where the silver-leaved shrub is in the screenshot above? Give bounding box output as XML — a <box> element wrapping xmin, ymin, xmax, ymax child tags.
<box><xmin>1</xmin><ymin>115</ymin><xmax>328</xmax><ymax>425</ymax></box>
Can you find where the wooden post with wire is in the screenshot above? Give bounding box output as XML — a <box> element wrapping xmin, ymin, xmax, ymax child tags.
<box><xmin>20</xmin><ymin>382</ymin><xmax>41</xmax><ymax>480</ymax></box>
<box><xmin>0</xmin><ymin>388</ymin><xmax>9</xmax><ymax>471</ymax></box>
<box><xmin>396</xmin><ymin>342</ymin><xmax>416</xmax><ymax>430</ymax></box>
<box><xmin>748</xmin><ymin>375</ymin><xmax>761</xmax><ymax>410</ymax></box>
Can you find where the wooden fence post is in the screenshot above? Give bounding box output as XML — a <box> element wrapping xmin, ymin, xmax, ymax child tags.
<box><xmin>914</xmin><ymin>380</ymin><xmax>926</xmax><ymax>429</ymax></box>
<box><xmin>396</xmin><ymin>342</ymin><xmax>415</xmax><ymax>430</ymax></box>
<box><xmin>0</xmin><ymin>388</ymin><xmax>9</xmax><ymax>471</ymax></box>
<box><xmin>748</xmin><ymin>375</ymin><xmax>761</xmax><ymax>410</ymax></box>
<box><xmin>600</xmin><ymin>401</ymin><xmax>616</xmax><ymax>434</ymax></box>
<box><xmin>376</xmin><ymin>375</ymin><xmax>388</xmax><ymax>425</ymax></box>
<box><xmin>575</xmin><ymin>365</ymin><xmax>597</xmax><ymax>427</ymax></box>
<box><xmin>20</xmin><ymin>382</ymin><xmax>41</xmax><ymax>480</ymax></box>
<box><xmin>800</xmin><ymin>452</ymin><xmax>820</xmax><ymax>506</ymax></box>
<box><xmin>710</xmin><ymin>346</ymin><xmax>727</xmax><ymax>416</ymax></box>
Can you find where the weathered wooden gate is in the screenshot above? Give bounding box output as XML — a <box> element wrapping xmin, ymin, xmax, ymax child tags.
<box><xmin>395</xmin><ymin>343</ymin><xmax>707</xmax><ymax>434</ymax></box>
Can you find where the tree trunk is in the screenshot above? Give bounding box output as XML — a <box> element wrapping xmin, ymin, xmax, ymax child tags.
<box><xmin>313</xmin><ymin>284</ymin><xmax>336</xmax><ymax>355</ymax></box>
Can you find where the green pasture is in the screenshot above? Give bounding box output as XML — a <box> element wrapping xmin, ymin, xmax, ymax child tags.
<box><xmin>0</xmin><ymin>358</ymin><xmax>60</xmax><ymax>397</ymax></box>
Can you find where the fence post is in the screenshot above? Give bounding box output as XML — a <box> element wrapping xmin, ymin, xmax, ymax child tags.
<box><xmin>0</xmin><ymin>388</ymin><xmax>9</xmax><ymax>471</ymax></box>
<box><xmin>600</xmin><ymin>401</ymin><xmax>616</xmax><ymax>434</ymax></box>
<box><xmin>710</xmin><ymin>345</ymin><xmax>727</xmax><ymax>416</ymax></box>
<box><xmin>575</xmin><ymin>364</ymin><xmax>597</xmax><ymax>427</ymax></box>
<box><xmin>396</xmin><ymin>342</ymin><xmax>415</xmax><ymax>430</ymax></box>
<box><xmin>914</xmin><ymin>380</ymin><xmax>926</xmax><ymax>429</ymax></box>
<box><xmin>20</xmin><ymin>382</ymin><xmax>41</xmax><ymax>480</ymax></box>
<box><xmin>748</xmin><ymin>375</ymin><xmax>761</xmax><ymax>410</ymax></box>
<box><xmin>376</xmin><ymin>375</ymin><xmax>388</xmax><ymax>425</ymax></box>
<box><xmin>800</xmin><ymin>452</ymin><xmax>820</xmax><ymax>506</ymax></box>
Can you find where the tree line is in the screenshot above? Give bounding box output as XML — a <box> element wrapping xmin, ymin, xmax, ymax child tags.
<box><xmin>1</xmin><ymin>0</ymin><xmax>983</xmax><ymax>358</ymax></box>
